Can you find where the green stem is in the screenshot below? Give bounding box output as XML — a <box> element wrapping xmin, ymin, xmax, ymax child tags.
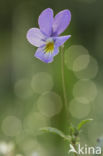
<box><xmin>61</xmin><ymin>46</ymin><xmax>68</xmax><ymax>110</ymax></box>
<box><xmin>71</xmin><ymin>143</ymin><xmax>78</xmax><ymax>156</ymax></box>
<box><xmin>74</xmin><ymin>153</ymin><xmax>78</xmax><ymax>156</ymax></box>
<box><xmin>74</xmin><ymin>145</ymin><xmax>78</xmax><ymax>156</ymax></box>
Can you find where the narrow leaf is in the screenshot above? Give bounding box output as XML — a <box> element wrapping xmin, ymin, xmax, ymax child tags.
<box><xmin>77</xmin><ymin>119</ymin><xmax>93</xmax><ymax>130</ymax></box>
<box><xmin>40</xmin><ymin>127</ymin><xmax>70</xmax><ymax>141</ymax></box>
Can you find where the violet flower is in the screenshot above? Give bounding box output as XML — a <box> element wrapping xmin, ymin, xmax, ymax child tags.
<box><xmin>27</xmin><ymin>8</ymin><xmax>71</xmax><ymax>63</ymax></box>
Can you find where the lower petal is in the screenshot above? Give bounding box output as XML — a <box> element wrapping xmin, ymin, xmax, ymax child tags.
<box><xmin>34</xmin><ymin>47</ymin><xmax>54</xmax><ymax>63</ymax></box>
<box><xmin>53</xmin><ymin>46</ymin><xmax>59</xmax><ymax>56</ymax></box>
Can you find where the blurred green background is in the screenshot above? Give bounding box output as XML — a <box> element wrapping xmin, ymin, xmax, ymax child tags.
<box><xmin>0</xmin><ymin>0</ymin><xmax>103</xmax><ymax>155</ymax></box>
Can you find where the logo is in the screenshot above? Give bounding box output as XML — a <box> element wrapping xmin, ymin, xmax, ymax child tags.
<box><xmin>68</xmin><ymin>144</ymin><xmax>101</xmax><ymax>155</ymax></box>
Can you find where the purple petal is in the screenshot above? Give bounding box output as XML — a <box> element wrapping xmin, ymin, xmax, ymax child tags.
<box><xmin>53</xmin><ymin>46</ymin><xmax>59</xmax><ymax>56</ymax></box>
<box><xmin>54</xmin><ymin>35</ymin><xmax>71</xmax><ymax>47</ymax></box>
<box><xmin>38</xmin><ymin>8</ymin><xmax>53</xmax><ymax>37</ymax></box>
<box><xmin>52</xmin><ymin>10</ymin><xmax>71</xmax><ymax>36</ymax></box>
<box><xmin>35</xmin><ymin>47</ymin><xmax>54</xmax><ymax>63</ymax></box>
<box><xmin>27</xmin><ymin>28</ymin><xmax>46</xmax><ymax>47</ymax></box>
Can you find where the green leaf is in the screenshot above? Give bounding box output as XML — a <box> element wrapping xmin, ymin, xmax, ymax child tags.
<box><xmin>40</xmin><ymin>127</ymin><xmax>70</xmax><ymax>141</ymax></box>
<box><xmin>77</xmin><ymin>119</ymin><xmax>93</xmax><ymax>130</ymax></box>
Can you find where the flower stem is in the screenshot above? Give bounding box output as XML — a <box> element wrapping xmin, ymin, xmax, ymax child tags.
<box><xmin>61</xmin><ymin>46</ymin><xmax>68</xmax><ymax>109</ymax></box>
<box><xmin>73</xmin><ymin>144</ymin><xmax>78</xmax><ymax>156</ymax></box>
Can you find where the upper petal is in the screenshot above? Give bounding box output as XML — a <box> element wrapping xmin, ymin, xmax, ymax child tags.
<box><xmin>54</xmin><ymin>35</ymin><xmax>71</xmax><ymax>47</ymax></box>
<box><xmin>26</xmin><ymin>28</ymin><xmax>46</xmax><ymax>47</ymax></box>
<box><xmin>35</xmin><ymin>47</ymin><xmax>54</xmax><ymax>63</ymax></box>
<box><xmin>52</xmin><ymin>10</ymin><xmax>71</xmax><ymax>36</ymax></box>
<box><xmin>38</xmin><ymin>8</ymin><xmax>54</xmax><ymax>37</ymax></box>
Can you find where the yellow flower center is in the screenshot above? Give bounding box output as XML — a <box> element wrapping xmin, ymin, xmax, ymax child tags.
<box><xmin>45</xmin><ymin>42</ymin><xmax>54</xmax><ymax>53</ymax></box>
